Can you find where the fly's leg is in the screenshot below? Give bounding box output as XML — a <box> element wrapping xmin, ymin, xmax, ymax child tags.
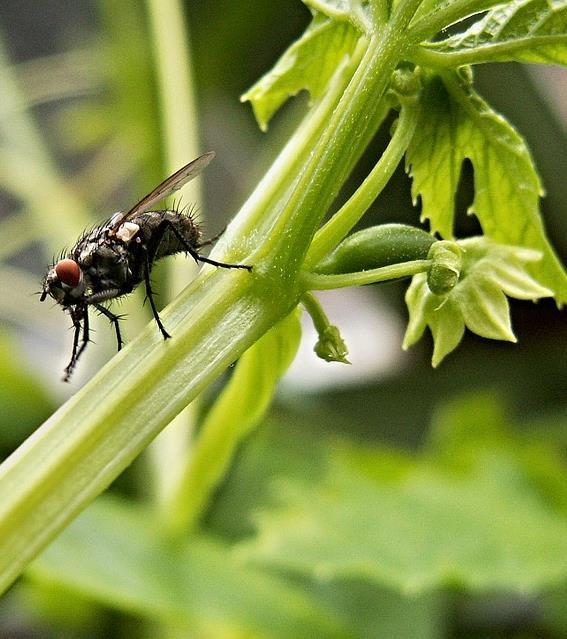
<box><xmin>141</xmin><ymin>219</ymin><xmax>252</xmax><ymax>342</ymax></box>
<box><xmin>63</xmin><ymin>311</ymin><xmax>82</xmax><ymax>382</ymax></box>
<box><xmin>143</xmin><ymin>253</ymin><xmax>171</xmax><ymax>340</ymax></box>
<box><xmin>63</xmin><ymin>306</ymin><xmax>90</xmax><ymax>382</ymax></box>
<box><xmin>195</xmin><ymin>226</ymin><xmax>226</xmax><ymax>249</ymax></box>
<box><xmin>165</xmin><ymin>221</ymin><xmax>252</xmax><ymax>271</ymax></box>
<box><xmin>94</xmin><ymin>303</ymin><xmax>124</xmax><ymax>351</ymax></box>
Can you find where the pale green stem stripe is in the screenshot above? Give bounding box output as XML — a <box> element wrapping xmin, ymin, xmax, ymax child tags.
<box><xmin>145</xmin><ymin>0</ymin><xmax>202</xmax><ymax>522</ymax></box>
<box><xmin>0</xmin><ymin>34</ymin><xmax>90</xmax><ymax>245</ymax></box>
<box><xmin>302</xmin><ymin>259</ymin><xmax>431</xmax><ymax>290</ymax></box>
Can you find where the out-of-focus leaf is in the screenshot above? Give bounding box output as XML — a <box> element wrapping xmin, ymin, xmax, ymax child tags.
<box><xmin>429</xmin><ymin>393</ymin><xmax>567</xmax><ymax>513</ymax></box>
<box><xmin>542</xmin><ymin>581</ymin><xmax>567</xmax><ymax>636</ymax></box>
<box><xmin>0</xmin><ymin>333</ymin><xmax>53</xmax><ymax>450</ymax></box>
<box><xmin>203</xmin><ymin>309</ymin><xmax>302</xmax><ymax>437</ymax></box>
<box><xmin>241</xmin><ymin>12</ymin><xmax>360</xmax><ymax>130</ymax></box>
<box><xmin>238</xmin><ymin>396</ymin><xmax>567</xmax><ymax>594</ymax></box>
<box><xmin>406</xmin><ymin>70</ymin><xmax>567</xmax><ymax>302</ymax></box>
<box><xmin>425</xmin><ymin>0</ymin><xmax>567</xmax><ymax>65</ymax></box>
<box><xmin>29</xmin><ymin>495</ymin><xmax>347</xmax><ymax>638</ymax></box>
<box><xmin>207</xmin><ymin>415</ymin><xmax>330</xmax><ymax>539</ymax></box>
<box><xmin>170</xmin><ymin>311</ymin><xmax>302</xmax><ymax>532</ymax></box>
<box><xmin>309</xmin><ymin>578</ymin><xmax>445</xmax><ymax>639</ymax></box>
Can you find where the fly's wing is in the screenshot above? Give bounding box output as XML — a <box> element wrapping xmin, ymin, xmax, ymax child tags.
<box><xmin>110</xmin><ymin>151</ymin><xmax>215</xmax><ymax>229</ymax></box>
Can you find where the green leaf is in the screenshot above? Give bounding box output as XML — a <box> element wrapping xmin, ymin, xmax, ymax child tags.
<box><xmin>241</xmin><ymin>12</ymin><xmax>360</xmax><ymax>130</ymax></box>
<box><xmin>203</xmin><ymin>309</ymin><xmax>302</xmax><ymax>438</ymax></box>
<box><xmin>406</xmin><ymin>70</ymin><xmax>567</xmax><ymax>302</ymax></box>
<box><xmin>403</xmin><ymin>237</ymin><xmax>553</xmax><ymax>366</ymax></box>
<box><xmin>310</xmin><ymin>579</ymin><xmax>444</xmax><ymax>639</ymax></box>
<box><xmin>304</xmin><ymin>0</ymin><xmax>368</xmax><ymax>22</ymax></box>
<box><xmin>0</xmin><ymin>333</ymin><xmax>53</xmax><ymax>449</ymax></box>
<box><xmin>238</xmin><ymin>400</ymin><xmax>567</xmax><ymax>594</ymax></box>
<box><xmin>424</xmin><ymin>0</ymin><xmax>567</xmax><ymax>65</ymax></box>
<box><xmin>29</xmin><ymin>496</ymin><xmax>347</xmax><ymax>638</ymax></box>
<box><xmin>408</xmin><ymin>0</ymin><xmax>512</xmax><ymax>44</ymax></box>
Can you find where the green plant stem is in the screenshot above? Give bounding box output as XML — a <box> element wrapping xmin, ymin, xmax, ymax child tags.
<box><xmin>166</xmin><ymin>311</ymin><xmax>299</xmax><ymax>536</ymax></box>
<box><xmin>0</xmin><ymin>266</ymin><xmax>276</xmax><ymax>594</ymax></box>
<box><xmin>145</xmin><ymin>0</ymin><xmax>202</xmax><ymax>521</ymax></box>
<box><xmin>261</xmin><ymin>5</ymin><xmax>424</xmax><ymax>272</ymax></box>
<box><xmin>229</xmin><ymin>41</ymin><xmax>369</xmax><ymax>252</ymax></box>
<box><xmin>302</xmin><ymin>259</ymin><xmax>431</xmax><ymax>290</ymax></box>
<box><xmin>301</xmin><ymin>291</ymin><xmax>332</xmax><ymax>335</ymax></box>
<box><xmin>304</xmin><ymin>102</ymin><xmax>419</xmax><ymax>269</ymax></box>
<box><xmin>0</xmin><ymin>0</ymin><xmax>426</xmax><ymax>593</ymax></box>
<box><xmin>0</xmin><ymin>35</ymin><xmax>90</xmax><ymax>246</ymax></box>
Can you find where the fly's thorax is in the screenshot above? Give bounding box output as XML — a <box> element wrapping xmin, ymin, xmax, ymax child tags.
<box><xmin>73</xmin><ymin>229</ymin><xmax>135</xmax><ymax>294</ymax></box>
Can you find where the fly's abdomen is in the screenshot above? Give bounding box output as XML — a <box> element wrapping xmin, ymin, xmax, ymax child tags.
<box><xmin>135</xmin><ymin>210</ymin><xmax>201</xmax><ymax>260</ymax></box>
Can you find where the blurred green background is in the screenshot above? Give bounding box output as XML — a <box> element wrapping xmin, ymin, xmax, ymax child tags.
<box><xmin>0</xmin><ymin>1</ymin><xmax>566</xmax><ymax>637</ymax></box>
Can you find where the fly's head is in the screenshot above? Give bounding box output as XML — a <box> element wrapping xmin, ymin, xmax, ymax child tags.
<box><xmin>41</xmin><ymin>258</ymin><xmax>86</xmax><ymax>307</ymax></box>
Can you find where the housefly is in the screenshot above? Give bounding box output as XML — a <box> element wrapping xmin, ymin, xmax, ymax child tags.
<box><xmin>41</xmin><ymin>152</ymin><xmax>251</xmax><ymax>381</ymax></box>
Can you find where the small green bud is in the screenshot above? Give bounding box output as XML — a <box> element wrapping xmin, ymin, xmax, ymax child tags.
<box><xmin>314</xmin><ymin>325</ymin><xmax>350</xmax><ymax>364</ymax></box>
<box><xmin>315</xmin><ymin>224</ymin><xmax>435</xmax><ymax>275</ymax></box>
<box><xmin>427</xmin><ymin>241</ymin><xmax>463</xmax><ymax>295</ymax></box>
<box><xmin>388</xmin><ymin>66</ymin><xmax>423</xmax><ymax>105</ymax></box>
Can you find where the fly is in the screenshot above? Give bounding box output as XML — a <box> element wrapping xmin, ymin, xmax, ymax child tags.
<box><xmin>40</xmin><ymin>152</ymin><xmax>251</xmax><ymax>381</ymax></box>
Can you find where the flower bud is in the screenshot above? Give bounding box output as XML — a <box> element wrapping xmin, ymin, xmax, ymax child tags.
<box><xmin>315</xmin><ymin>224</ymin><xmax>435</xmax><ymax>275</ymax></box>
<box><xmin>427</xmin><ymin>241</ymin><xmax>463</xmax><ymax>295</ymax></box>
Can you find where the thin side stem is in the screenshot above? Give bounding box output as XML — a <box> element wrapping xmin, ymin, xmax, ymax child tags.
<box><xmin>302</xmin><ymin>259</ymin><xmax>431</xmax><ymax>290</ymax></box>
<box><xmin>301</xmin><ymin>291</ymin><xmax>333</xmax><ymax>334</ymax></box>
<box><xmin>304</xmin><ymin>102</ymin><xmax>418</xmax><ymax>269</ymax></box>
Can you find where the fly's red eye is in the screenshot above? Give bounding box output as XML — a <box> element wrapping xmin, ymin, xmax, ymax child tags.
<box><xmin>55</xmin><ymin>259</ymin><xmax>81</xmax><ymax>287</ymax></box>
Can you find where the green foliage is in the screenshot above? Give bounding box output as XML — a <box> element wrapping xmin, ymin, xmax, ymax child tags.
<box><xmin>241</xmin><ymin>12</ymin><xmax>360</xmax><ymax>131</ymax></box>
<box><xmin>26</xmin><ymin>393</ymin><xmax>567</xmax><ymax>637</ymax></box>
<box><xmin>406</xmin><ymin>70</ymin><xmax>567</xmax><ymax>301</ymax></box>
<box><xmin>238</xmin><ymin>394</ymin><xmax>567</xmax><ymax>594</ymax></box>
<box><xmin>29</xmin><ymin>496</ymin><xmax>347</xmax><ymax>638</ymax></box>
<box><xmin>0</xmin><ymin>334</ymin><xmax>53</xmax><ymax>448</ymax></box>
<box><xmin>426</xmin><ymin>0</ymin><xmax>567</xmax><ymax>65</ymax></box>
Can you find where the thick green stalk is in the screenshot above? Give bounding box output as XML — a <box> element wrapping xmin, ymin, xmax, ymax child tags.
<box><xmin>262</xmin><ymin>2</ymin><xmax>424</xmax><ymax>271</ymax></box>
<box><xmin>0</xmin><ymin>267</ymin><xmax>280</xmax><ymax>594</ymax></box>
